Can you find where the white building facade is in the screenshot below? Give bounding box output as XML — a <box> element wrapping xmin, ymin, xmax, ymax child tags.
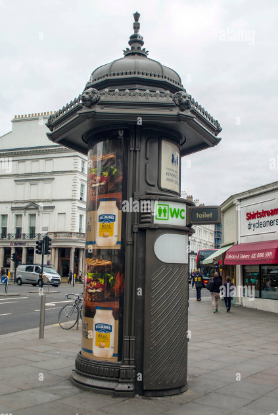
<box><xmin>0</xmin><ymin>112</ymin><xmax>87</xmax><ymax>280</ymax></box>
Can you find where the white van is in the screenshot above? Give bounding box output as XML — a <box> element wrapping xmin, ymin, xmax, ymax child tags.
<box><xmin>16</xmin><ymin>265</ymin><xmax>61</xmax><ymax>287</ymax></box>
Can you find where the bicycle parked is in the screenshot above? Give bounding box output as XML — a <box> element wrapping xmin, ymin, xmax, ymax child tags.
<box><xmin>58</xmin><ymin>293</ymin><xmax>83</xmax><ymax>330</ymax></box>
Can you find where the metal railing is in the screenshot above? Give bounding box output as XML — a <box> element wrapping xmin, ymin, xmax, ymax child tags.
<box><xmin>47</xmin><ymin>232</ymin><xmax>85</xmax><ymax>240</ymax></box>
<box><xmin>0</xmin><ymin>233</ymin><xmax>44</xmax><ymax>240</ymax></box>
<box><xmin>0</xmin><ymin>232</ymin><xmax>85</xmax><ymax>241</ymax></box>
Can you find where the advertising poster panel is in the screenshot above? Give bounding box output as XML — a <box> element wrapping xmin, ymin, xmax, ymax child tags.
<box><xmin>82</xmin><ymin>139</ymin><xmax>124</xmax><ymax>362</ymax></box>
<box><xmin>160</xmin><ymin>140</ymin><xmax>180</xmax><ymax>194</ymax></box>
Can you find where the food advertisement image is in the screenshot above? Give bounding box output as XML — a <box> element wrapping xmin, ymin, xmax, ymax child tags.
<box><xmin>86</xmin><ymin>140</ymin><xmax>123</xmax><ymax>250</ymax></box>
<box><xmin>82</xmin><ymin>138</ymin><xmax>124</xmax><ymax>362</ymax></box>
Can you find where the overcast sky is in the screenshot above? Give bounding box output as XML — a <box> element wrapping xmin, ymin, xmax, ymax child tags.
<box><xmin>0</xmin><ymin>0</ymin><xmax>277</xmax><ymax>205</ymax></box>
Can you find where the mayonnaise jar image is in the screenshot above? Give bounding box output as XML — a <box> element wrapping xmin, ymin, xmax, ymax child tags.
<box><xmin>93</xmin><ymin>307</ymin><xmax>115</xmax><ymax>358</ymax></box>
<box><xmin>96</xmin><ymin>199</ymin><xmax>118</xmax><ymax>247</ymax></box>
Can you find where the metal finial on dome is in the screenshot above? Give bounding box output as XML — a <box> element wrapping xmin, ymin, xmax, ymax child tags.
<box><xmin>123</xmin><ymin>12</ymin><xmax>149</xmax><ymax>57</ymax></box>
<box><xmin>133</xmin><ymin>11</ymin><xmax>140</xmax><ymax>33</ymax></box>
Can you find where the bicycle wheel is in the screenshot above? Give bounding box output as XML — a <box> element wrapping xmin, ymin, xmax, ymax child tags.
<box><xmin>79</xmin><ymin>304</ymin><xmax>83</xmax><ymax>321</ymax></box>
<box><xmin>58</xmin><ymin>304</ymin><xmax>78</xmax><ymax>329</ymax></box>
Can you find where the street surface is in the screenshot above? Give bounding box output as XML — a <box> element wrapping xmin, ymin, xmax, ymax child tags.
<box><xmin>1</xmin><ymin>295</ymin><xmax>278</xmax><ymax>414</ymax></box>
<box><xmin>0</xmin><ymin>283</ymin><xmax>210</xmax><ymax>335</ymax></box>
<box><xmin>0</xmin><ymin>283</ymin><xmax>83</xmax><ymax>335</ymax></box>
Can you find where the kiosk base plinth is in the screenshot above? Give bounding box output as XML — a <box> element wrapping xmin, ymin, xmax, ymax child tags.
<box><xmin>144</xmin><ymin>384</ymin><xmax>188</xmax><ymax>397</ymax></box>
<box><xmin>72</xmin><ymin>352</ymin><xmax>135</xmax><ymax>397</ymax></box>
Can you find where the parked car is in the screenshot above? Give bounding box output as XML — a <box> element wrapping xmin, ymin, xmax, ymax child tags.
<box><xmin>15</xmin><ymin>264</ymin><xmax>61</xmax><ymax>287</ymax></box>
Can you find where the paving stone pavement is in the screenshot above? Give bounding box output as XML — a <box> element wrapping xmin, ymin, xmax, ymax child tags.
<box><xmin>1</xmin><ymin>296</ymin><xmax>278</xmax><ymax>414</ymax></box>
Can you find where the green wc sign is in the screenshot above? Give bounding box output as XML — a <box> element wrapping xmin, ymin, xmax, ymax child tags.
<box><xmin>154</xmin><ymin>201</ymin><xmax>186</xmax><ymax>226</ymax></box>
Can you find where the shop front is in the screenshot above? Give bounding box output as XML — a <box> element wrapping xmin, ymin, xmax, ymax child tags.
<box><xmin>222</xmin><ymin>184</ymin><xmax>278</xmax><ymax>313</ymax></box>
<box><xmin>225</xmin><ymin>240</ymin><xmax>278</xmax><ymax>311</ymax></box>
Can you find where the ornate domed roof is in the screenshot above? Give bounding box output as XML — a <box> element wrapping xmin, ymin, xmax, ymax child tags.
<box><xmin>85</xmin><ymin>12</ymin><xmax>183</xmax><ymax>92</ymax></box>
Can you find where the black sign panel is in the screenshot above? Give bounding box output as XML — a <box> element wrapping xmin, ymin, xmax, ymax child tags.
<box><xmin>188</xmin><ymin>206</ymin><xmax>221</xmax><ymax>225</ymax></box>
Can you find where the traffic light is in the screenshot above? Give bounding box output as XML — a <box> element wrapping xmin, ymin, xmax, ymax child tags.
<box><xmin>36</xmin><ymin>240</ymin><xmax>43</xmax><ymax>255</ymax></box>
<box><xmin>44</xmin><ymin>236</ymin><xmax>52</xmax><ymax>255</ymax></box>
<box><xmin>11</xmin><ymin>253</ymin><xmax>16</xmax><ymax>262</ymax></box>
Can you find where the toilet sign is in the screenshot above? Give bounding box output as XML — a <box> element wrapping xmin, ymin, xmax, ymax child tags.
<box><xmin>153</xmin><ymin>201</ymin><xmax>186</xmax><ymax>227</ymax></box>
<box><xmin>153</xmin><ymin>203</ymin><xmax>221</xmax><ymax>227</ymax></box>
<box><xmin>188</xmin><ymin>206</ymin><xmax>221</xmax><ymax>225</ymax></box>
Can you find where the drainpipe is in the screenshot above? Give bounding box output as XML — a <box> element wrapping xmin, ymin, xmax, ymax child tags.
<box><xmin>235</xmin><ymin>200</ymin><xmax>242</xmax><ymax>305</ymax></box>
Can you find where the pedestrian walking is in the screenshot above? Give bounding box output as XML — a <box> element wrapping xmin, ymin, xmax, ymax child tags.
<box><xmin>210</xmin><ymin>272</ymin><xmax>222</xmax><ymax>313</ymax></box>
<box><xmin>191</xmin><ymin>271</ymin><xmax>196</xmax><ymax>288</ymax></box>
<box><xmin>194</xmin><ymin>270</ymin><xmax>203</xmax><ymax>301</ymax></box>
<box><xmin>223</xmin><ymin>276</ymin><xmax>235</xmax><ymax>312</ymax></box>
<box><xmin>68</xmin><ymin>270</ymin><xmax>73</xmax><ymax>284</ymax></box>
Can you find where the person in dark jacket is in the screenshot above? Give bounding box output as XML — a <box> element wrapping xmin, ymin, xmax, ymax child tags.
<box><xmin>194</xmin><ymin>271</ymin><xmax>203</xmax><ymax>301</ymax></box>
<box><xmin>191</xmin><ymin>271</ymin><xmax>196</xmax><ymax>288</ymax></box>
<box><xmin>210</xmin><ymin>272</ymin><xmax>222</xmax><ymax>312</ymax></box>
<box><xmin>223</xmin><ymin>276</ymin><xmax>234</xmax><ymax>312</ymax></box>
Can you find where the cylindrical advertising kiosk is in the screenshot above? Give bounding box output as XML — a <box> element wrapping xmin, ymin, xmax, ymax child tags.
<box><xmin>46</xmin><ymin>12</ymin><xmax>222</xmax><ymax>397</ymax></box>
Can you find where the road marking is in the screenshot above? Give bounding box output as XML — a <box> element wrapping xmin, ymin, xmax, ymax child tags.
<box><xmin>0</xmin><ymin>297</ymin><xmax>28</xmax><ymax>301</ymax></box>
<box><xmin>0</xmin><ymin>302</ymin><xmax>17</xmax><ymax>305</ymax></box>
<box><xmin>35</xmin><ymin>307</ymin><xmax>60</xmax><ymax>311</ymax></box>
<box><xmin>45</xmin><ymin>300</ymin><xmax>73</xmax><ymax>306</ymax></box>
<box><xmin>0</xmin><ymin>313</ymin><xmax>12</xmax><ymax>316</ymax></box>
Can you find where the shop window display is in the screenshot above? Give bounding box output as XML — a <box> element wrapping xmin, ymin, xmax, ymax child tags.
<box><xmin>261</xmin><ymin>265</ymin><xmax>278</xmax><ymax>300</ymax></box>
<box><xmin>243</xmin><ymin>265</ymin><xmax>260</xmax><ymax>298</ymax></box>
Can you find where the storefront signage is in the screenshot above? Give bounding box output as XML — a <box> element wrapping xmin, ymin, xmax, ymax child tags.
<box><xmin>240</xmin><ymin>198</ymin><xmax>278</xmax><ymax>242</ymax></box>
<box><xmin>153</xmin><ymin>201</ymin><xmax>186</xmax><ymax>227</ymax></box>
<box><xmin>225</xmin><ymin>241</ymin><xmax>278</xmax><ymax>265</ymax></box>
<box><xmin>10</xmin><ymin>242</ymin><xmax>27</xmax><ymax>246</ymax></box>
<box><xmin>160</xmin><ymin>140</ymin><xmax>180</xmax><ymax>194</ymax></box>
<box><xmin>188</xmin><ymin>206</ymin><xmax>221</xmax><ymax>225</ymax></box>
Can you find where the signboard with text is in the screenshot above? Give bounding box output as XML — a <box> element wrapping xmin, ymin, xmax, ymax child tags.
<box><xmin>159</xmin><ymin>140</ymin><xmax>180</xmax><ymax>194</ymax></box>
<box><xmin>240</xmin><ymin>197</ymin><xmax>278</xmax><ymax>243</ymax></box>
<box><xmin>153</xmin><ymin>201</ymin><xmax>186</xmax><ymax>227</ymax></box>
<box><xmin>187</xmin><ymin>206</ymin><xmax>221</xmax><ymax>225</ymax></box>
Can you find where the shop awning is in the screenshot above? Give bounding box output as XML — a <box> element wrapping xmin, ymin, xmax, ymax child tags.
<box><xmin>225</xmin><ymin>240</ymin><xmax>278</xmax><ymax>265</ymax></box>
<box><xmin>202</xmin><ymin>244</ymin><xmax>234</xmax><ymax>265</ymax></box>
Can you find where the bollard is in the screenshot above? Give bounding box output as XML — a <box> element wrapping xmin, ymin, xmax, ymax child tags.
<box><xmin>76</xmin><ymin>309</ymin><xmax>79</xmax><ymax>330</ymax></box>
<box><xmin>39</xmin><ymin>294</ymin><xmax>46</xmax><ymax>339</ymax></box>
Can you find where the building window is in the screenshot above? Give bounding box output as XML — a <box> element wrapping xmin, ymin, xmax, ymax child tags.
<box><xmin>15</xmin><ymin>214</ymin><xmax>22</xmax><ymax>238</ymax></box>
<box><xmin>79</xmin><ymin>215</ymin><xmax>83</xmax><ymax>233</ymax></box>
<box><xmin>29</xmin><ymin>214</ymin><xmax>36</xmax><ymax>238</ymax></box>
<box><xmin>1</xmin><ymin>215</ymin><xmax>7</xmax><ymax>238</ymax></box>
<box><xmin>261</xmin><ymin>265</ymin><xmax>278</xmax><ymax>300</ymax></box>
<box><xmin>243</xmin><ymin>265</ymin><xmax>260</xmax><ymax>298</ymax></box>
<box><xmin>81</xmin><ymin>160</ymin><xmax>85</xmax><ymax>174</ymax></box>
<box><xmin>58</xmin><ymin>213</ymin><xmax>66</xmax><ymax>231</ymax></box>
<box><xmin>80</xmin><ymin>183</ymin><xmax>85</xmax><ymax>200</ymax></box>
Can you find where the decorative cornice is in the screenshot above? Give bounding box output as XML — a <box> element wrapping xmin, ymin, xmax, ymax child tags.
<box><xmin>0</xmin><ymin>146</ymin><xmax>73</xmax><ymax>158</ymax></box>
<box><xmin>46</xmin><ymin>96</ymin><xmax>83</xmax><ymax>131</ymax></box>
<box><xmin>14</xmin><ymin>178</ymin><xmax>54</xmax><ymax>183</ymax></box>
<box><xmin>11</xmin><ymin>204</ymin><xmax>55</xmax><ymax>211</ymax></box>
<box><xmin>46</xmin><ymin>87</ymin><xmax>221</xmax><ymax>136</ymax></box>
<box><xmin>221</xmin><ymin>181</ymin><xmax>278</xmax><ymax>211</ymax></box>
<box><xmin>173</xmin><ymin>90</ymin><xmax>222</xmax><ymax>134</ymax></box>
